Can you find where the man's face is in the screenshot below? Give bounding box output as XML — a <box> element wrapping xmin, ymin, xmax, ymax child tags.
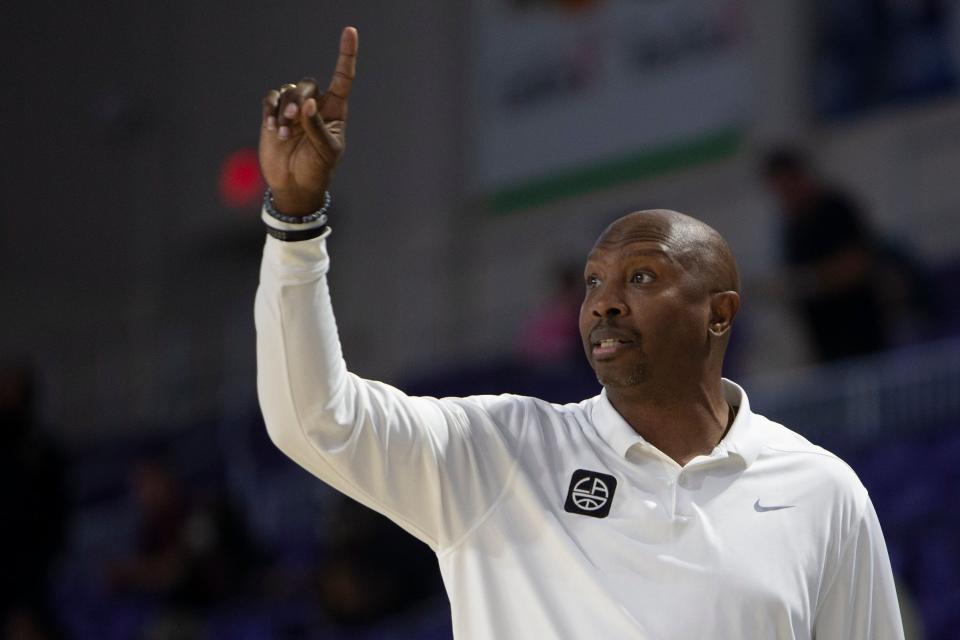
<box><xmin>579</xmin><ymin>223</ymin><xmax>712</xmax><ymax>389</ymax></box>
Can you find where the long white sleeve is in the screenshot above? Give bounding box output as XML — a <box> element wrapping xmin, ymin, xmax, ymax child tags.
<box><xmin>254</xmin><ymin>232</ymin><xmax>527</xmax><ymax>552</ymax></box>
<box><xmin>813</xmin><ymin>497</ymin><xmax>905</xmax><ymax>639</ymax></box>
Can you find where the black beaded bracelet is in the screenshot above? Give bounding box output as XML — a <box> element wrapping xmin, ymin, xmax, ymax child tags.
<box><xmin>264</xmin><ymin>223</ymin><xmax>329</xmax><ymax>242</ymax></box>
<box><xmin>263</xmin><ymin>188</ymin><xmax>331</xmax><ymax>224</ymax></box>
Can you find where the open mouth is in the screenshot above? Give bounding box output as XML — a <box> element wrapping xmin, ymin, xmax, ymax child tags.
<box><xmin>591</xmin><ymin>338</ymin><xmax>633</xmax><ymax>357</ymax></box>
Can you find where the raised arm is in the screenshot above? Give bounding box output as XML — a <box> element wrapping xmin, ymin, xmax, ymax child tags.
<box><xmin>254</xmin><ymin>28</ymin><xmax>524</xmax><ymax>552</ymax></box>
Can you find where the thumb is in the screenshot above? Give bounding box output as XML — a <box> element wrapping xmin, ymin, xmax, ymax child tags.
<box><xmin>301</xmin><ymin>98</ymin><xmax>341</xmax><ymax>152</ymax></box>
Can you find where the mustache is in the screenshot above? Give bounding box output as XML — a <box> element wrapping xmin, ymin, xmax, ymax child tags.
<box><xmin>587</xmin><ymin>322</ymin><xmax>640</xmax><ymax>344</ymax></box>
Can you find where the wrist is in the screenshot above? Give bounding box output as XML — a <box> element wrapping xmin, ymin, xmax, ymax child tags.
<box><xmin>264</xmin><ymin>188</ymin><xmax>331</xmax><ymax>225</ymax></box>
<box><xmin>270</xmin><ymin>186</ymin><xmax>330</xmax><ymax>217</ymax></box>
<box><xmin>262</xmin><ymin>187</ymin><xmax>332</xmax><ymax>242</ymax></box>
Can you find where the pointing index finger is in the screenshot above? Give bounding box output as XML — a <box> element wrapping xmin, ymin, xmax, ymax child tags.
<box><xmin>322</xmin><ymin>26</ymin><xmax>358</xmax><ymax>120</ymax></box>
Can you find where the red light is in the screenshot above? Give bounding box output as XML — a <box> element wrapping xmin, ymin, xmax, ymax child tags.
<box><xmin>219</xmin><ymin>148</ymin><xmax>264</xmax><ymax>208</ymax></box>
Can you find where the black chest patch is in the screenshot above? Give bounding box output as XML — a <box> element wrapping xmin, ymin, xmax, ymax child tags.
<box><xmin>564</xmin><ymin>469</ymin><xmax>618</xmax><ymax>518</ymax></box>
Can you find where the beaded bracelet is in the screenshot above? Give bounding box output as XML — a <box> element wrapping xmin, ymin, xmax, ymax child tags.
<box><xmin>263</xmin><ymin>187</ymin><xmax>331</xmax><ymax>224</ymax></box>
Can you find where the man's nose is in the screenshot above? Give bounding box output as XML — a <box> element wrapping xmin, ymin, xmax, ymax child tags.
<box><xmin>591</xmin><ymin>290</ymin><xmax>628</xmax><ymax>317</ymax></box>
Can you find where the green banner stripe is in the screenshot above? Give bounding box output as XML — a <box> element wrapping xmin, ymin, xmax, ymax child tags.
<box><xmin>487</xmin><ymin>129</ymin><xmax>743</xmax><ymax>215</ymax></box>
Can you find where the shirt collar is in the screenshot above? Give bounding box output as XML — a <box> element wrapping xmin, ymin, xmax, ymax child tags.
<box><xmin>717</xmin><ymin>378</ymin><xmax>762</xmax><ymax>468</ymax></box>
<box><xmin>590</xmin><ymin>378</ymin><xmax>763</xmax><ymax>468</ymax></box>
<box><xmin>592</xmin><ymin>388</ymin><xmax>649</xmax><ymax>458</ymax></box>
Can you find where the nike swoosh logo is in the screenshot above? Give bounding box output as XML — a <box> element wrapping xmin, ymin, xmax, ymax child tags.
<box><xmin>754</xmin><ymin>499</ymin><xmax>795</xmax><ymax>512</ymax></box>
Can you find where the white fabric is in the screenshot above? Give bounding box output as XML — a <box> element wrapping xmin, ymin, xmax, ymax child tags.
<box><xmin>255</xmin><ymin>233</ymin><xmax>905</xmax><ymax>640</ymax></box>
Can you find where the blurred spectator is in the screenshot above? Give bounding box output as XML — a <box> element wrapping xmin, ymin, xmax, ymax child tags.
<box><xmin>180</xmin><ymin>487</ymin><xmax>267</xmax><ymax>607</ymax></box>
<box><xmin>761</xmin><ymin>147</ymin><xmax>937</xmax><ymax>361</ymax></box>
<box><xmin>105</xmin><ymin>458</ymin><xmax>265</xmax><ymax>631</ymax></box>
<box><xmin>516</xmin><ymin>263</ymin><xmax>586</xmax><ymax>368</ymax></box>
<box><xmin>874</xmin><ymin>237</ymin><xmax>942</xmax><ymax>344</ymax></box>
<box><xmin>106</xmin><ymin>459</ymin><xmax>189</xmax><ymax>599</ymax></box>
<box><xmin>315</xmin><ymin>497</ymin><xmax>442</xmax><ymax>629</ymax></box>
<box><xmin>0</xmin><ymin>363</ymin><xmax>68</xmax><ymax>639</ymax></box>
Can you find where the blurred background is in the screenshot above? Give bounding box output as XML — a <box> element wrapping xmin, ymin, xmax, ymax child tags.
<box><xmin>3</xmin><ymin>0</ymin><xmax>960</xmax><ymax>638</ymax></box>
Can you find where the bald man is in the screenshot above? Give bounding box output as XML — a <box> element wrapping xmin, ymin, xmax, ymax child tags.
<box><xmin>255</xmin><ymin>28</ymin><xmax>904</xmax><ymax>639</ymax></box>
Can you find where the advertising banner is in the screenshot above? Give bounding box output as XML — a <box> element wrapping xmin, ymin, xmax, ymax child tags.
<box><xmin>470</xmin><ymin>0</ymin><xmax>753</xmax><ymax>212</ymax></box>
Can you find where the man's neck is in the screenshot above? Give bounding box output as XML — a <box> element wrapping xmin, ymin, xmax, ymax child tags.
<box><xmin>605</xmin><ymin>378</ymin><xmax>731</xmax><ymax>467</ymax></box>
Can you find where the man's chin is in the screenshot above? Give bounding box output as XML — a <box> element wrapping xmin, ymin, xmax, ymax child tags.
<box><xmin>594</xmin><ymin>364</ymin><xmax>646</xmax><ymax>388</ymax></box>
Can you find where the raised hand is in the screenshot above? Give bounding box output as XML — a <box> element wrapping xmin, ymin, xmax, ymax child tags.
<box><xmin>259</xmin><ymin>26</ymin><xmax>358</xmax><ymax>216</ymax></box>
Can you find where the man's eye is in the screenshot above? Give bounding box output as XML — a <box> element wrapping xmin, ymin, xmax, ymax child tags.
<box><xmin>585</xmin><ymin>275</ymin><xmax>600</xmax><ymax>288</ymax></box>
<box><xmin>630</xmin><ymin>272</ymin><xmax>654</xmax><ymax>284</ymax></box>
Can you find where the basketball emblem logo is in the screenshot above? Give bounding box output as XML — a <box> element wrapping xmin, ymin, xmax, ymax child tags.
<box><xmin>572</xmin><ymin>476</ymin><xmax>610</xmax><ymax>511</ymax></box>
<box><xmin>564</xmin><ymin>469</ymin><xmax>617</xmax><ymax>518</ymax></box>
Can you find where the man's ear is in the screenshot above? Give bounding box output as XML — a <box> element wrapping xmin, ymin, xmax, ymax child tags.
<box><xmin>708</xmin><ymin>291</ymin><xmax>740</xmax><ymax>336</ymax></box>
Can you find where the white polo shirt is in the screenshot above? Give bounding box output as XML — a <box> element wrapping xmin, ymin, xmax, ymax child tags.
<box><xmin>255</xmin><ymin>232</ymin><xmax>904</xmax><ymax>640</ymax></box>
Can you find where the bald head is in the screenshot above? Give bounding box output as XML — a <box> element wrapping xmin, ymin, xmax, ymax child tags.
<box><xmin>593</xmin><ymin>209</ymin><xmax>740</xmax><ymax>295</ymax></box>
